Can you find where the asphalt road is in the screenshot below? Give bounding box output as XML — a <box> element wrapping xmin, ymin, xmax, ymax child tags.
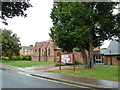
<box><xmin>1</xmin><ymin>70</ymin><xmax>87</xmax><ymax>89</ymax></box>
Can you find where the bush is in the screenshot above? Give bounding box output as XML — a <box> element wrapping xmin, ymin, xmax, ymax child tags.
<box><xmin>75</xmin><ymin>60</ymin><xmax>82</xmax><ymax>65</ymax></box>
<box><xmin>17</xmin><ymin>56</ymin><xmax>23</xmax><ymax>60</ymax></box>
<box><xmin>10</xmin><ymin>56</ymin><xmax>18</xmax><ymax>60</ymax></box>
<box><xmin>22</xmin><ymin>55</ymin><xmax>31</xmax><ymax>61</ymax></box>
<box><xmin>9</xmin><ymin>56</ymin><xmax>22</xmax><ymax>61</ymax></box>
<box><xmin>2</xmin><ymin>55</ymin><xmax>31</xmax><ymax>61</ymax></box>
<box><xmin>55</xmin><ymin>63</ymin><xmax>66</xmax><ymax>66</ymax></box>
<box><xmin>26</xmin><ymin>55</ymin><xmax>31</xmax><ymax>61</ymax></box>
<box><xmin>2</xmin><ymin>56</ymin><xmax>9</xmax><ymax>61</ymax></box>
<box><xmin>22</xmin><ymin>55</ymin><xmax>26</xmax><ymax>60</ymax></box>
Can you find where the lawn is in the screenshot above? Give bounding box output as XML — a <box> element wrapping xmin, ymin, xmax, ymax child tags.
<box><xmin>1</xmin><ymin>61</ymin><xmax>54</xmax><ymax>67</ymax></box>
<box><xmin>46</xmin><ymin>65</ymin><xmax>119</xmax><ymax>81</ymax></box>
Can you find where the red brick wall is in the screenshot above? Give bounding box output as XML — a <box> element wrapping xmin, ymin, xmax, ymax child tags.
<box><xmin>103</xmin><ymin>56</ymin><xmax>120</xmax><ymax>65</ymax></box>
<box><xmin>73</xmin><ymin>51</ymin><xmax>83</xmax><ymax>63</ymax></box>
<box><xmin>32</xmin><ymin>41</ymin><xmax>58</xmax><ymax>62</ymax></box>
<box><xmin>32</xmin><ymin>56</ymin><xmax>39</xmax><ymax>61</ymax></box>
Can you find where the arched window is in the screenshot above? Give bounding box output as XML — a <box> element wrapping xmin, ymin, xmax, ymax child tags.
<box><xmin>42</xmin><ymin>49</ymin><xmax>44</xmax><ymax>56</ymax></box>
<box><xmin>35</xmin><ymin>49</ymin><xmax>37</xmax><ymax>52</ymax></box>
<box><xmin>48</xmin><ymin>48</ymin><xmax>50</xmax><ymax>56</ymax></box>
<box><xmin>45</xmin><ymin>48</ymin><xmax>47</xmax><ymax>56</ymax></box>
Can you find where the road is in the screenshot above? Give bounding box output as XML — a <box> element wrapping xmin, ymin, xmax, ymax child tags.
<box><xmin>1</xmin><ymin>70</ymin><xmax>88</xmax><ymax>89</ymax></box>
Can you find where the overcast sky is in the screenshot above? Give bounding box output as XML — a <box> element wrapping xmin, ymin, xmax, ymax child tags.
<box><xmin>0</xmin><ymin>1</ymin><xmax>118</xmax><ymax>48</ymax></box>
<box><xmin>1</xmin><ymin>0</ymin><xmax>53</xmax><ymax>46</ymax></box>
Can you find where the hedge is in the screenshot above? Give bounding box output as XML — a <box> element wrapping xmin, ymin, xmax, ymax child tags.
<box><xmin>2</xmin><ymin>55</ymin><xmax>31</xmax><ymax>61</ymax></box>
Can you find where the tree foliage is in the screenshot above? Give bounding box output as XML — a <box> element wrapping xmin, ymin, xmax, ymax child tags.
<box><xmin>50</xmin><ymin>2</ymin><xmax>120</xmax><ymax>69</ymax></box>
<box><xmin>1</xmin><ymin>29</ymin><xmax>21</xmax><ymax>56</ymax></box>
<box><xmin>0</xmin><ymin>1</ymin><xmax>32</xmax><ymax>25</ymax></box>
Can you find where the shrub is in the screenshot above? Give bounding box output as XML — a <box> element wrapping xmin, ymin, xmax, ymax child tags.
<box><xmin>22</xmin><ymin>55</ymin><xmax>26</xmax><ymax>60</ymax></box>
<box><xmin>2</xmin><ymin>56</ymin><xmax>9</xmax><ymax>61</ymax></box>
<box><xmin>2</xmin><ymin>55</ymin><xmax>31</xmax><ymax>61</ymax></box>
<box><xmin>75</xmin><ymin>60</ymin><xmax>82</xmax><ymax>65</ymax></box>
<box><xmin>27</xmin><ymin>55</ymin><xmax>31</xmax><ymax>60</ymax></box>
<box><xmin>22</xmin><ymin>55</ymin><xmax>31</xmax><ymax>61</ymax></box>
<box><xmin>10</xmin><ymin>56</ymin><xmax>18</xmax><ymax>60</ymax></box>
<box><xmin>17</xmin><ymin>56</ymin><xmax>23</xmax><ymax>60</ymax></box>
<box><xmin>55</xmin><ymin>63</ymin><xmax>66</xmax><ymax>66</ymax></box>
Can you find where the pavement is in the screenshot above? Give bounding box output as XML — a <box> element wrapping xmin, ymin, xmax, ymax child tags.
<box><xmin>0</xmin><ymin>63</ymin><xmax>119</xmax><ymax>89</ymax></box>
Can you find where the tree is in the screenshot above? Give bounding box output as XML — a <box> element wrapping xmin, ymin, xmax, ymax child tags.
<box><xmin>1</xmin><ymin>29</ymin><xmax>21</xmax><ymax>56</ymax></box>
<box><xmin>0</xmin><ymin>30</ymin><xmax>2</xmax><ymax>58</ymax></box>
<box><xmin>0</xmin><ymin>0</ymin><xmax>32</xmax><ymax>25</ymax></box>
<box><xmin>50</xmin><ymin>2</ymin><xmax>120</xmax><ymax>69</ymax></box>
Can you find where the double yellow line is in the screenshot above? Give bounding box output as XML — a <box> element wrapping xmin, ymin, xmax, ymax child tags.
<box><xmin>30</xmin><ymin>74</ymin><xmax>94</xmax><ymax>89</ymax></box>
<box><xmin>22</xmin><ymin>73</ymin><xmax>97</xmax><ymax>89</ymax></box>
<box><xmin>46</xmin><ymin>78</ymin><xmax>89</xmax><ymax>88</ymax></box>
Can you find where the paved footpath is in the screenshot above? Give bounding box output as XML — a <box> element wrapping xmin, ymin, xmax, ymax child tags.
<box><xmin>0</xmin><ymin>63</ymin><xmax>119</xmax><ymax>89</ymax></box>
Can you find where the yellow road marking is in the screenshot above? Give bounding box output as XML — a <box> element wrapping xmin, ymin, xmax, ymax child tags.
<box><xmin>19</xmin><ymin>72</ymin><xmax>94</xmax><ymax>89</ymax></box>
<box><xmin>46</xmin><ymin>79</ymin><xmax>88</xmax><ymax>88</ymax></box>
<box><xmin>29</xmin><ymin>75</ymin><xmax>91</xmax><ymax>89</ymax></box>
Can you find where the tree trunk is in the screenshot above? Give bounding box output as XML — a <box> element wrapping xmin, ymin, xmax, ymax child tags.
<box><xmin>81</xmin><ymin>47</ymin><xmax>88</xmax><ymax>69</ymax></box>
<box><xmin>87</xmin><ymin>30</ymin><xmax>94</xmax><ymax>69</ymax></box>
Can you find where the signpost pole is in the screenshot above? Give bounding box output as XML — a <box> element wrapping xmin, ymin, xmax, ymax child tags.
<box><xmin>59</xmin><ymin>51</ymin><xmax>61</xmax><ymax>70</ymax></box>
<box><xmin>73</xmin><ymin>54</ymin><xmax>76</xmax><ymax>72</ymax></box>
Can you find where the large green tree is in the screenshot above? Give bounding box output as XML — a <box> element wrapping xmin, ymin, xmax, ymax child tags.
<box><xmin>50</xmin><ymin>2</ymin><xmax>120</xmax><ymax>69</ymax></box>
<box><xmin>0</xmin><ymin>0</ymin><xmax>32</xmax><ymax>25</ymax></box>
<box><xmin>0</xmin><ymin>30</ymin><xmax>2</xmax><ymax>58</ymax></box>
<box><xmin>1</xmin><ymin>29</ymin><xmax>21</xmax><ymax>56</ymax></box>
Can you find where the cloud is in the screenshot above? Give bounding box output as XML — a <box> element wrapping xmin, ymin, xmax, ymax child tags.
<box><xmin>1</xmin><ymin>0</ymin><xmax>53</xmax><ymax>46</ymax></box>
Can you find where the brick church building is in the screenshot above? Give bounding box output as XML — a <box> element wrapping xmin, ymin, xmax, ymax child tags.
<box><xmin>32</xmin><ymin>40</ymin><xmax>120</xmax><ymax>65</ymax></box>
<box><xmin>32</xmin><ymin>40</ymin><xmax>83</xmax><ymax>63</ymax></box>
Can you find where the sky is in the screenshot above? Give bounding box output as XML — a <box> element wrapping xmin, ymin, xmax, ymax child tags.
<box><xmin>0</xmin><ymin>1</ymin><xmax>119</xmax><ymax>48</ymax></box>
<box><xmin>1</xmin><ymin>0</ymin><xmax>54</xmax><ymax>46</ymax></box>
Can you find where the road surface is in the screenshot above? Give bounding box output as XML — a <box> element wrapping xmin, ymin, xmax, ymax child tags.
<box><xmin>1</xmin><ymin>70</ymin><xmax>88</xmax><ymax>89</ymax></box>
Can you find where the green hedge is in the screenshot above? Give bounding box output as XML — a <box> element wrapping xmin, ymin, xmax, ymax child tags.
<box><xmin>2</xmin><ymin>55</ymin><xmax>31</xmax><ymax>61</ymax></box>
<box><xmin>2</xmin><ymin>56</ymin><xmax>9</xmax><ymax>60</ymax></box>
<box><xmin>22</xmin><ymin>55</ymin><xmax>31</xmax><ymax>60</ymax></box>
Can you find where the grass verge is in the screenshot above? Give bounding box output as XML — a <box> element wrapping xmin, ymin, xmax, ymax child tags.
<box><xmin>1</xmin><ymin>61</ymin><xmax>54</xmax><ymax>67</ymax></box>
<box><xmin>45</xmin><ymin>65</ymin><xmax>119</xmax><ymax>81</ymax></box>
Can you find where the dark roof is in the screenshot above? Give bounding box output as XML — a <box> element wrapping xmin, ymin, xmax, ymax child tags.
<box><xmin>22</xmin><ymin>46</ymin><xmax>33</xmax><ymax>50</ymax></box>
<box><xmin>100</xmin><ymin>40</ymin><xmax>120</xmax><ymax>55</ymax></box>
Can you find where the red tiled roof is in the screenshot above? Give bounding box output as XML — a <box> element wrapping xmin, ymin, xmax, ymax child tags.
<box><xmin>94</xmin><ymin>47</ymin><xmax>100</xmax><ymax>50</ymax></box>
